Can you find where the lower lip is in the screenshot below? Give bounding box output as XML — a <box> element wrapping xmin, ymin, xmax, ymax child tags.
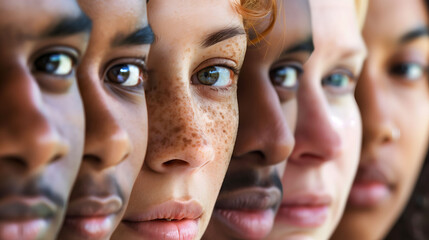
<box><xmin>214</xmin><ymin>208</ymin><xmax>275</xmax><ymax>239</ymax></box>
<box><xmin>124</xmin><ymin>219</ymin><xmax>199</xmax><ymax>240</ymax></box>
<box><xmin>276</xmin><ymin>205</ymin><xmax>329</xmax><ymax>228</ymax></box>
<box><xmin>348</xmin><ymin>182</ymin><xmax>390</xmax><ymax>207</ymax></box>
<box><xmin>0</xmin><ymin>219</ymin><xmax>49</xmax><ymax>240</ymax></box>
<box><xmin>64</xmin><ymin>215</ymin><xmax>114</xmax><ymax>239</ymax></box>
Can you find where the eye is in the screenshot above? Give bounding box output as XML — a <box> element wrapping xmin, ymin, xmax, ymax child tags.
<box><xmin>34</xmin><ymin>53</ymin><xmax>74</xmax><ymax>76</ymax></box>
<box><xmin>195</xmin><ymin>66</ymin><xmax>234</xmax><ymax>87</ymax></box>
<box><xmin>106</xmin><ymin>64</ymin><xmax>144</xmax><ymax>87</ymax></box>
<box><xmin>390</xmin><ymin>62</ymin><xmax>425</xmax><ymax>81</ymax></box>
<box><xmin>270</xmin><ymin>66</ymin><xmax>301</xmax><ymax>89</ymax></box>
<box><xmin>322</xmin><ymin>70</ymin><xmax>356</xmax><ymax>94</ymax></box>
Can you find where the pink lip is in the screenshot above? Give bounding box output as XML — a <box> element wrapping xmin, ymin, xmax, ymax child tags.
<box><xmin>276</xmin><ymin>194</ymin><xmax>331</xmax><ymax>228</ymax></box>
<box><xmin>0</xmin><ymin>219</ymin><xmax>50</xmax><ymax>240</ymax></box>
<box><xmin>348</xmin><ymin>181</ymin><xmax>390</xmax><ymax>207</ymax></box>
<box><xmin>123</xmin><ymin>200</ymin><xmax>203</xmax><ymax>240</ymax></box>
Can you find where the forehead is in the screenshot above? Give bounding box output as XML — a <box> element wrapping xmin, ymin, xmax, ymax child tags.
<box><xmin>148</xmin><ymin>0</ymin><xmax>243</xmax><ymax>45</ymax></box>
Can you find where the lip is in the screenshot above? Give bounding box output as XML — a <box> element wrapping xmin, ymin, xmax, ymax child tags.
<box><xmin>0</xmin><ymin>197</ymin><xmax>57</xmax><ymax>240</ymax></box>
<box><xmin>64</xmin><ymin>196</ymin><xmax>123</xmax><ymax>239</ymax></box>
<box><xmin>123</xmin><ymin>200</ymin><xmax>203</xmax><ymax>240</ymax></box>
<box><xmin>348</xmin><ymin>164</ymin><xmax>392</xmax><ymax>208</ymax></box>
<box><xmin>276</xmin><ymin>194</ymin><xmax>332</xmax><ymax>228</ymax></box>
<box><xmin>213</xmin><ymin>187</ymin><xmax>281</xmax><ymax>239</ymax></box>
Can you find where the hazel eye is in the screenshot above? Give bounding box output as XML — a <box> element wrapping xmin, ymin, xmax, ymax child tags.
<box><xmin>270</xmin><ymin>66</ymin><xmax>300</xmax><ymax>89</ymax></box>
<box><xmin>34</xmin><ymin>53</ymin><xmax>74</xmax><ymax>76</ymax></box>
<box><xmin>106</xmin><ymin>64</ymin><xmax>143</xmax><ymax>87</ymax></box>
<box><xmin>196</xmin><ymin>66</ymin><xmax>233</xmax><ymax>87</ymax></box>
<box><xmin>390</xmin><ymin>62</ymin><xmax>425</xmax><ymax>81</ymax></box>
<box><xmin>322</xmin><ymin>73</ymin><xmax>354</xmax><ymax>88</ymax></box>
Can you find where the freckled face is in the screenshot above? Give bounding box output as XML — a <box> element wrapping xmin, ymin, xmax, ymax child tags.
<box><xmin>268</xmin><ymin>0</ymin><xmax>366</xmax><ymax>239</ymax></box>
<box><xmin>333</xmin><ymin>0</ymin><xmax>429</xmax><ymax>239</ymax></box>
<box><xmin>0</xmin><ymin>0</ymin><xmax>88</xmax><ymax>239</ymax></box>
<box><xmin>112</xmin><ymin>0</ymin><xmax>247</xmax><ymax>239</ymax></box>
<box><xmin>57</xmin><ymin>0</ymin><xmax>150</xmax><ymax>239</ymax></box>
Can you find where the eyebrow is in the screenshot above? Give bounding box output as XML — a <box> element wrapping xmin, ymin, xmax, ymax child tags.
<box><xmin>112</xmin><ymin>25</ymin><xmax>155</xmax><ymax>47</ymax></box>
<box><xmin>201</xmin><ymin>26</ymin><xmax>246</xmax><ymax>48</ymax></box>
<box><xmin>283</xmin><ymin>37</ymin><xmax>314</xmax><ymax>55</ymax></box>
<box><xmin>42</xmin><ymin>13</ymin><xmax>92</xmax><ymax>38</ymax></box>
<box><xmin>400</xmin><ymin>26</ymin><xmax>429</xmax><ymax>43</ymax></box>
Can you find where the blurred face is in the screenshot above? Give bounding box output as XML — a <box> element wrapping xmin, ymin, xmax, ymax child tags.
<box><xmin>0</xmin><ymin>0</ymin><xmax>89</xmax><ymax>239</ymax></box>
<box><xmin>333</xmin><ymin>0</ymin><xmax>429</xmax><ymax>239</ymax></box>
<box><xmin>203</xmin><ymin>0</ymin><xmax>313</xmax><ymax>239</ymax></box>
<box><xmin>111</xmin><ymin>0</ymin><xmax>247</xmax><ymax>239</ymax></box>
<box><xmin>58</xmin><ymin>1</ymin><xmax>152</xmax><ymax>240</ymax></box>
<box><xmin>268</xmin><ymin>0</ymin><xmax>367</xmax><ymax>239</ymax></box>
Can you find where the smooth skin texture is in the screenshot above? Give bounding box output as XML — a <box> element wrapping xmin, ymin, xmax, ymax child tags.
<box><xmin>268</xmin><ymin>0</ymin><xmax>367</xmax><ymax>239</ymax></box>
<box><xmin>0</xmin><ymin>0</ymin><xmax>89</xmax><ymax>239</ymax></box>
<box><xmin>203</xmin><ymin>0</ymin><xmax>313</xmax><ymax>239</ymax></box>
<box><xmin>112</xmin><ymin>0</ymin><xmax>247</xmax><ymax>239</ymax></box>
<box><xmin>332</xmin><ymin>0</ymin><xmax>429</xmax><ymax>239</ymax></box>
<box><xmin>58</xmin><ymin>0</ymin><xmax>152</xmax><ymax>239</ymax></box>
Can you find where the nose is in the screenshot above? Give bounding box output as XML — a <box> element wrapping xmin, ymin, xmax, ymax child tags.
<box><xmin>79</xmin><ymin>70</ymin><xmax>132</xmax><ymax>170</ymax></box>
<box><xmin>233</xmin><ymin>70</ymin><xmax>294</xmax><ymax>166</ymax></box>
<box><xmin>0</xmin><ymin>63</ymin><xmax>68</xmax><ymax>171</ymax></box>
<box><xmin>289</xmin><ymin>83</ymin><xmax>342</xmax><ymax>165</ymax></box>
<box><xmin>144</xmin><ymin>81</ymin><xmax>215</xmax><ymax>173</ymax></box>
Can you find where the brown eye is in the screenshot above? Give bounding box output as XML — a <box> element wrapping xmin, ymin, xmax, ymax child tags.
<box><xmin>270</xmin><ymin>66</ymin><xmax>300</xmax><ymax>89</ymax></box>
<box><xmin>196</xmin><ymin>66</ymin><xmax>232</xmax><ymax>87</ymax></box>
<box><xmin>34</xmin><ymin>53</ymin><xmax>74</xmax><ymax>76</ymax></box>
<box><xmin>390</xmin><ymin>62</ymin><xmax>425</xmax><ymax>81</ymax></box>
<box><xmin>106</xmin><ymin>64</ymin><xmax>143</xmax><ymax>87</ymax></box>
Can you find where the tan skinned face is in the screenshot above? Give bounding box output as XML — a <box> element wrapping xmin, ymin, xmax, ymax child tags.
<box><xmin>332</xmin><ymin>0</ymin><xmax>429</xmax><ymax>239</ymax></box>
<box><xmin>203</xmin><ymin>0</ymin><xmax>313</xmax><ymax>239</ymax></box>
<box><xmin>268</xmin><ymin>0</ymin><xmax>367</xmax><ymax>239</ymax></box>
<box><xmin>0</xmin><ymin>0</ymin><xmax>89</xmax><ymax>239</ymax></box>
<box><xmin>57</xmin><ymin>0</ymin><xmax>151</xmax><ymax>239</ymax></box>
<box><xmin>112</xmin><ymin>0</ymin><xmax>247</xmax><ymax>239</ymax></box>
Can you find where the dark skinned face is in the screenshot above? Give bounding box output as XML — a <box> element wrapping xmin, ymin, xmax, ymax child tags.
<box><xmin>57</xmin><ymin>0</ymin><xmax>152</xmax><ymax>239</ymax></box>
<box><xmin>203</xmin><ymin>0</ymin><xmax>313</xmax><ymax>239</ymax></box>
<box><xmin>0</xmin><ymin>0</ymin><xmax>90</xmax><ymax>239</ymax></box>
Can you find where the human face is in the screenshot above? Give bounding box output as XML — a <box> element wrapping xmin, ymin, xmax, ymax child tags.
<box><xmin>203</xmin><ymin>0</ymin><xmax>313</xmax><ymax>239</ymax></box>
<box><xmin>0</xmin><ymin>0</ymin><xmax>90</xmax><ymax>239</ymax></box>
<box><xmin>111</xmin><ymin>0</ymin><xmax>247</xmax><ymax>239</ymax></box>
<box><xmin>268</xmin><ymin>0</ymin><xmax>367</xmax><ymax>239</ymax></box>
<box><xmin>57</xmin><ymin>1</ymin><xmax>152</xmax><ymax>239</ymax></box>
<box><xmin>332</xmin><ymin>0</ymin><xmax>429</xmax><ymax>239</ymax></box>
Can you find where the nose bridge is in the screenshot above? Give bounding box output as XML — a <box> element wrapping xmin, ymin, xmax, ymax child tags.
<box><xmin>235</xmin><ymin>72</ymin><xmax>294</xmax><ymax>166</ymax></box>
<box><xmin>145</xmin><ymin>72</ymin><xmax>215</xmax><ymax>173</ymax></box>
<box><xmin>80</xmin><ymin>76</ymin><xmax>131</xmax><ymax>170</ymax></box>
<box><xmin>0</xmin><ymin>63</ymin><xmax>68</xmax><ymax>171</ymax></box>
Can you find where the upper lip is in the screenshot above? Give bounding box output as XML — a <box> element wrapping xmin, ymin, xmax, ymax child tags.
<box><xmin>281</xmin><ymin>193</ymin><xmax>332</xmax><ymax>207</ymax></box>
<box><xmin>215</xmin><ymin>187</ymin><xmax>282</xmax><ymax>211</ymax></box>
<box><xmin>353</xmin><ymin>162</ymin><xmax>392</xmax><ymax>187</ymax></box>
<box><xmin>124</xmin><ymin>200</ymin><xmax>203</xmax><ymax>222</ymax></box>
<box><xmin>66</xmin><ymin>195</ymin><xmax>123</xmax><ymax>217</ymax></box>
<box><xmin>0</xmin><ymin>196</ymin><xmax>57</xmax><ymax>220</ymax></box>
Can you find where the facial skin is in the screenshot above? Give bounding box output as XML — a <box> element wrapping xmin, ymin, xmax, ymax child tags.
<box><xmin>203</xmin><ymin>0</ymin><xmax>313</xmax><ymax>239</ymax></box>
<box><xmin>57</xmin><ymin>1</ymin><xmax>153</xmax><ymax>239</ymax></box>
<box><xmin>332</xmin><ymin>0</ymin><xmax>429</xmax><ymax>239</ymax></box>
<box><xmin>111</xmin><ymin>0</ymin><xmax>247</xmax><ymax>239</ymax></box>
<box><xmin>268</xmin><ymin>0</ymin><xmax>367</xmax><ymax>239</ymax></box>
<box><xmin>0</xmin><ymin>0</ymin><xmax>90</xmax><ymax>239</ymax></box>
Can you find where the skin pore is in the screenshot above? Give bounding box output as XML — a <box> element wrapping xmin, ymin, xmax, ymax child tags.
<box><xmin>268</xmin><ymin>0</ymin><xmax>367</xmax><ymax>239</ymax></box>
<box><xmin>111</xmin><ymin>0</ymin><xmax>247</xmax><ymax>239</ymax></box>
<box><xmin>0</xmin><ymin>0</ymin><xmax>90</xmax><ymax>239</ymax></box>
<box><xmin>332</xmin><ymin>0</ymin><xmax>429</xmax><ymax>239</ymax></box>
<box><xmin>57</xmin><ymin>0</ymin><xmax>153</xmax><ymax>239</ymax></box>
<box><xmin>203</xmin><ymin>0</ymin><xmax>313</xmax><ymax>239</ymax></box>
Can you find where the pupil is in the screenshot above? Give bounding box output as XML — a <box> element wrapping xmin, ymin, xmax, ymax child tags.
<box><xmin>112</xmin><ymin>65</ymin><xmax>130</xmax><ymax>83</ymax></box>
<box><xmin>36</xmin><ymin>54</ymin><xmax>60</xmax><ymax>73</ymax></box>
<box><xmin>198</xmin><ymin>67</ymin><xmax>219</xmax><ymax>85</ymax></box>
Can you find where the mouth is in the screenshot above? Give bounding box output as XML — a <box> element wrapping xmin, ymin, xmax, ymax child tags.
<box><xmin>123</xmin><ymin>200</ymin><xmax>203</xmax><ymax>240</ymax></box>
<box><xmin>0</xmin><ymin>197</ymin><xmax>57</xmax><ymax>240</ymax></box>
<box><xmin>64</xmin><ymin>196</ymin><xmax>123</xmax><ymax>239</ymax></box>
<box><xmin>276</xmin><ymin>194</ymin><xmax>331</xmax><ymax>228</ymax></box>
<box><xmin>213</xmin><ymin>187</ymin><xmax>281</xmax><ymax>239</ymax></box>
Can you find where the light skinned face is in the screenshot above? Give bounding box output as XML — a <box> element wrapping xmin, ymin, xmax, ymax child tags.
<box><xmin>0</xmin><ymin>0</ymin><xmax>89</xmax><ymax>239</ymax></box>
<box><xmin>268</xmin><ymin>0</ymin><xmax>367</xmax><ymax>239</ymax></box>
<box><xmin>203</xmin><ymin>0</ymin><xmax>313</xmax><ymax>239</ymax></box>
<box><xmin>111</xmin><ymin>0</ymin><xmax>247</xmax><ymax>239</ymax></box>
<box><xmin>332</xmin><ymin>0</ymin><xmax>429</xmax><ymax>239</ymax></box>
<box><xmin>58</xmin><ymin>0</ymin><xmax>152</xmax><ymax>239</ymax></box>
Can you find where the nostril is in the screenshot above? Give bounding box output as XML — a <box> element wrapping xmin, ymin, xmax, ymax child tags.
<box><xmin>51</xmin><ymin>154</ymin><xmax>63</xmax><ymax>163</ymax></box>
<box><xmin>163</xmin><ymin>159</ymin><xmax>190</xmax><ymax>168</ymax></box>
<box><xmin>1</xmin><ymin>155</ymin><xmax>28</xmax><ymax>170</ymax></box>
